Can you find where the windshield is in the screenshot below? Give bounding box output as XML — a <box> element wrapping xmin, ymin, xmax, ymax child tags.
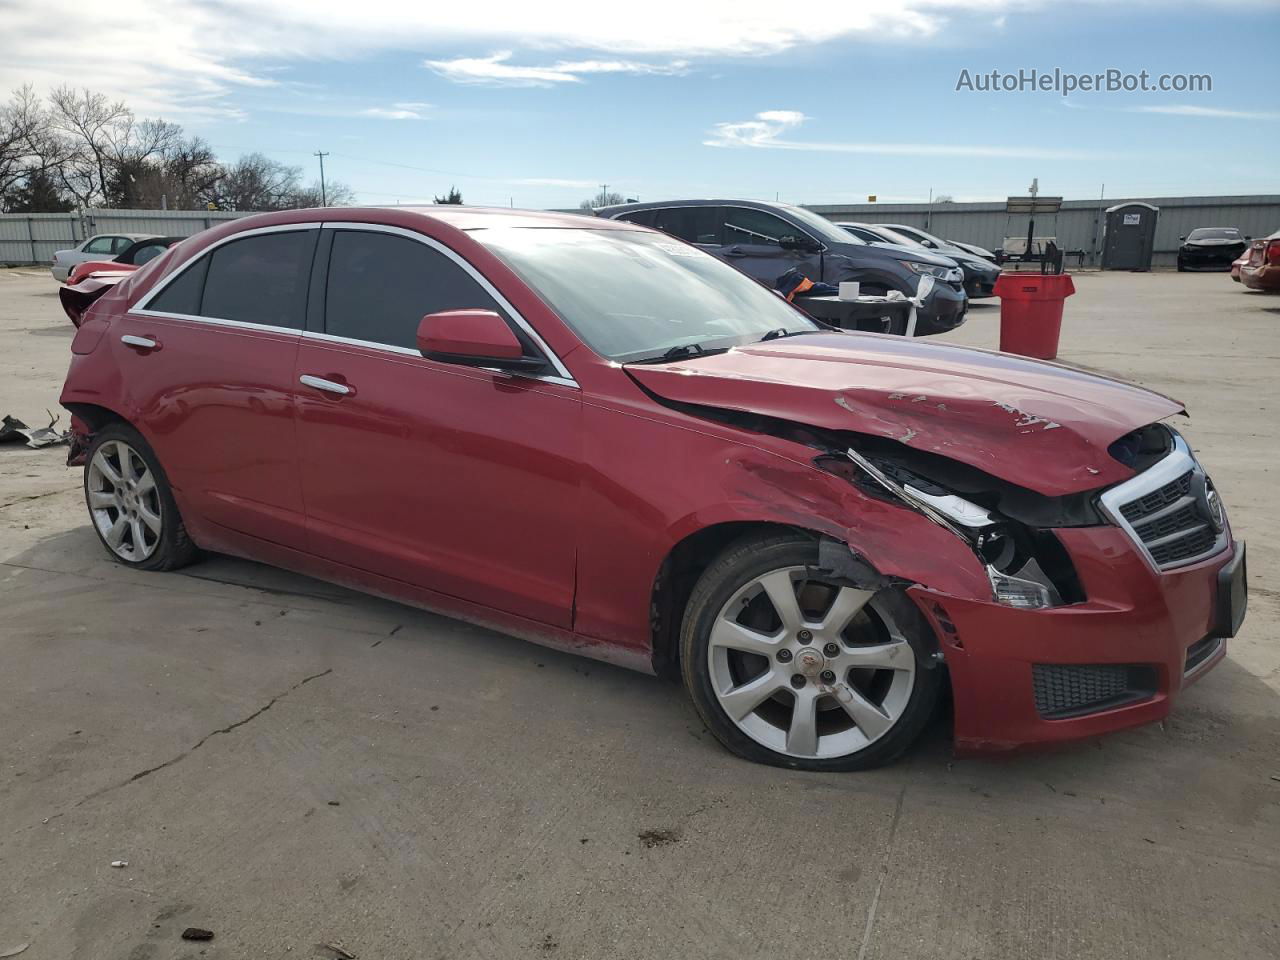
<box><xmin>475</xmin><ymin>227</ymin><xmax>820</xmax><ymax>362</ymax></box>
<box><xmin>776</xmin><ymin>204</ymin><xmax>863</xmax><ymax>245</ymax></box>
<box><xmin>864</xmin><ymin>225</ymin><xmax>922</xmax><ymax>247</ymax></box>
<box><xmin>1188</xmin><ymin>228</ymin><xmax>1241</xmax><ymax>240</ymax></box>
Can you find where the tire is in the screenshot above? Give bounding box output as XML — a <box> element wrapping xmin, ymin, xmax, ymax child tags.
<box><xmin>680</xmin><ymin>533</ymin><xmax>941</xmax><ymax>771</ymax></box>
<box><xmin>83</xmin><ymin>422</ymin><xmax>198</xmax><ymax>571</ymax></box>
<box><xmin>1176</xmin><ymin>260</ymin><xmax>1186</xmax><ymax>272</ymax></box>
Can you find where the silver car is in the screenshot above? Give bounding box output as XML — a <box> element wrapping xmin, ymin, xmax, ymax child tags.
<box><xmin>50</xmin><ymin>233</ymin><xmax>156</xmax><ymax>282</ymax></box>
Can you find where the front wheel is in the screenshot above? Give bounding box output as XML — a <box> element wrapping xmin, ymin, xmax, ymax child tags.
<box><xmin>83</xmin><ymin>423</ymin><xmax>198</xmax><ymax>571</ymax></box>
<box><xmin>680</xmin><ymin>534</ymin><xmax>941</xmax><ymax>771</ymax></box>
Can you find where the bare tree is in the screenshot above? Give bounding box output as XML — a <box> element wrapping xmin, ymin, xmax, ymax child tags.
<box><xmin>0</xmin><ymin>86</ymin><xmax>77</xmax><ymax>209</ymax></box>
<box><xmin>578</xmin><ymin>189</ymin><xmax>623</xmax><ymax>211</ymax></box>
<box><xmin>47</xmin><ymin>86</ymin><xmax>134</xmax><ymax>207</ymax></box>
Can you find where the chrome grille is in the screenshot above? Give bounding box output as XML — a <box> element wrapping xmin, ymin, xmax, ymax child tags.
<box><xmin>1099</xmin><ymin>434</ymin><xmax>1227</xmax><ymax>572</ymax></box>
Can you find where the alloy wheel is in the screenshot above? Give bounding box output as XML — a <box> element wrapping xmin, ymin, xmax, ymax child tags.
<box><xmin>707</xmin><ymin>566</ymin><xmax>917</xmax><ymax>760</ymax></box>
<box><xmin>87</xmin><ymin>440</ymin><xmax>163</xmax><ymax>562</ymax></box>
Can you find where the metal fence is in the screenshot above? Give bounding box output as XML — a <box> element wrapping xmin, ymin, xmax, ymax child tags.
<box><xmin>0</xmin><ymin>208</ymin><xmax>257</xmax><ymax>265</ymax></box>
<box><xmin>803</xmin><ymin>194</ymin><xmax>1280</xmax><ymax>268</ymax></box>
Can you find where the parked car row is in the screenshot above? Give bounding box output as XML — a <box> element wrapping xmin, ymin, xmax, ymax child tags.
<box><xmin>596</xmin><ymin>199</ymin><xmax>988</xmax><ymax>335</ymax></box>
<box><xmin>835</xmin><ymin>221</ymin><xmax>1001</xmax><ymax>299</ymax></box>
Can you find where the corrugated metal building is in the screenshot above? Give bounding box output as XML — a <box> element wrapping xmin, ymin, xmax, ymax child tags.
<box><xmin>0</xmin><ymin>209</ymin><xmax>256</xmax><ymax>265</ymax></box>
<box><xmin>804</xmin><ymin>194</ymin><xmax>1280</xmax><ymax>268</ymax></box>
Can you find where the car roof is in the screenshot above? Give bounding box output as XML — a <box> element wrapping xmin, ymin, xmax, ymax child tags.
<box><xmin>596</xmin><ymin>198</ymin><xmax>800</xmax><ymax>217</ymax></box>
<box><xmin>211</xmin><ymin>205</ymin><xmax>646</xmax><ymax>234</ymax></box>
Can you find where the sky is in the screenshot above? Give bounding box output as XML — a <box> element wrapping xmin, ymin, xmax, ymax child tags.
<box><xmin>2</xmin><ymin>0</ymin><xmax>1278</xmax><ymax>209</ymax></box>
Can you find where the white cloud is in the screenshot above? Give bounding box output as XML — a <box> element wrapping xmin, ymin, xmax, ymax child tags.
<box><xmin>360</xmin><ymin>104</ymin><xmax>431</xmax><ymax>120</ymax></box>
<box><xmin>705</xmin><ymin>109</ymin><xmax>1086</xmax><ymax>158</ymax></box>
<box><xmin>1131</xmin><ymin>104</ymin><xmax>1279</xmax><ymax>120</ymax></box>
<box><xmin>424</xmin><ymin>51</ymin><xmax>688</xmax><ymax>87</ymax></box>
<box><xmin>0</xmin><ymin>0</ymin><xmax>1035</xmax><ymax>114</ymax></box>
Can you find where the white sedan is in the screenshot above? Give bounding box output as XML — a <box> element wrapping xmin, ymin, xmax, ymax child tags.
<box><xmin>50</xmin><ymin>233</ymin><xmax>156</xmax><ymax>281</ymax></box>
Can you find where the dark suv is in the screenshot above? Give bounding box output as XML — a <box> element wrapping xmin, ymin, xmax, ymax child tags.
<box><xmin>596</xmin><ymin>199</ymin><xmax>968</xmax><ymax>335</ymax></box>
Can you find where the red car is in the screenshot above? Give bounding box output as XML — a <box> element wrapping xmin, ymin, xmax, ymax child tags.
<box><xmin>1239</xmin><ymin>230</ymin><xmax>1280</xmax><ymax>291</ymax></box>
<box><xmin>58</xmin><ymin>207</ymin><xmax>1247</xmax><ymax>770</ymax></box>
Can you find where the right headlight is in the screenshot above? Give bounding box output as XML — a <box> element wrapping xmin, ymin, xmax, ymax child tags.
<box><xmin>900</xmin><ymin>260</ymin><xmax>952</xmax><ymax>280</ymax></box>
<box><xmin>839</xmin><ymin>447</ymin><xmax>1071</xmax><ymax>609</ymax></box>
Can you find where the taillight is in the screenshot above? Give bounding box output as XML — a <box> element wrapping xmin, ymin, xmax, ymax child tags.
<box><xmin>1267</xmin><ymin>240</ymin><xmax>1280</xmax><ymax>266</ymax></box>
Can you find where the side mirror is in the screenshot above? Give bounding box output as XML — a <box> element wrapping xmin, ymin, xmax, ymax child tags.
<box><xmin>1245</xmin><ymin>235</ymin><xmax>1252</xmax><ymax>241</ymax></box>
<box><xmin>417</xmin><ymin>309</ymin><xmax>545</xmax><ymax>372</ymax></box>
<box><xmin>780</xmin><ymin>235</ymin><xmax>822</xmax><ymax>253</ymax></box>
<box><xmin>1179</xmin><ymin>236</ymin><xmax>1186</xmax><ymax>242</ymax></box>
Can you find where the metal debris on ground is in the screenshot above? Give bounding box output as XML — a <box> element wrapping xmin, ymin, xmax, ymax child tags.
<box><xmin>322</xmin><ymin>942</ymin><xmax>356</xmax><ymax>959</ymax></box>
<box><xmin>0</xmin><ymin>412</ymin><xmax>70</xmax><ymax>449</ymax></box>
<box><xmin>0</xmin><ymin>943</ymin><xmax>31</xmax><ymax>958</ymax></box>
<box><xmin>109</xmin><ymin>860</ymin><xmax>128</xmax><ymax>868</ymax></box>
<box><xmin>180</xmin><ymin>928</ymin><xmax>214</xmax><ymax>942</ymax></box>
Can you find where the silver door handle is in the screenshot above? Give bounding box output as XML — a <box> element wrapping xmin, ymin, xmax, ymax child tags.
<box><xmin>299</xmin><ymin>375</ymin><xmax>351</xmax><ymax>396</ymax></box>
<box><xmin>121</xmin><ymin>335</ymin><xmax>157</xmax><ymax>349</ymax></box>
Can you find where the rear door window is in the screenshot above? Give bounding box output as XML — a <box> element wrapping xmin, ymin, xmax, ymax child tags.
<box><xmin>199</xmin><ymin>230</ymin><xmax>317</xmax><ymax>330</ymax></box>
<box><xmin>323</xmin><ymin>229</ymin><xmax>506</xmax><ymax>350</ymax></box>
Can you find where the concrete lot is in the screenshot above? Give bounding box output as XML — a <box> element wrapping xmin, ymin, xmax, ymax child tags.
<box><xmin>1</xmin><ymin>267</ymin><xmax>1277</xmax><ymax>959</ymax></box>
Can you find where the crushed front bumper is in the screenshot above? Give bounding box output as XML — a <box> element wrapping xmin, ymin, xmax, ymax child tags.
<box><xmin>910</xmin><ymin>527</ymin><xmax>1245</xmax><ymax>753</ymax></box>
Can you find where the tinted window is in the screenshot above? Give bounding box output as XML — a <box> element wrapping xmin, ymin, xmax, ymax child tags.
<box><xmin>616</xmin><ymin>210</ymin><xmax>655</xmax><ymax>227</ymax></box>
<box><xmin>146</xmin><ymin>256</ymin><xmax>209</xmax><ymax>316</ymax></box>
<box><xmin>651</xmin><ymin>207</ymin><xmax>720</xmax><ymax>245</ymax></box>
<box><xmin>723</xmin><ymin>208</ymin><xmax>802</xmax><ymax>246</ymax></box>
<box><xmin>201</xmin><ymin>231</ymin><xmax>316</xmax><ymax>329</ymax></box>
<box><xmin>131</xmin><ymin>243</ymin><xmax>170</xmax><ymax>265</ymax></box>
<box><xmin>324</xmin><ymin>230</ymin><xmax>503</xmax><ymax>349</ymax></box>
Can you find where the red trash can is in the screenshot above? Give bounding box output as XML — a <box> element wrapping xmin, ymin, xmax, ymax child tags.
<box><xmin>993</xmin><ymin>273</ymin><xmax>1075</xmax><ymax>360</ymax></box>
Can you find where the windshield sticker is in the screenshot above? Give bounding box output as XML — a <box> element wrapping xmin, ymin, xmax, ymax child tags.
<box><xmin>654</xmin><ymin>242</ymin><xmax>703</xmax><ymax>258</ymax></box>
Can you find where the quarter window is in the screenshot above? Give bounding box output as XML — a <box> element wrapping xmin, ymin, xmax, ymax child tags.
<box><xmin>323</xmin><ymin>230</ymin><xmax>506</xmax><ymax>350</ymax></box>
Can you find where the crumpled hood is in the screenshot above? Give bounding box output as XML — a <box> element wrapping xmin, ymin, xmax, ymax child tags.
<box><xmin>625</xmin><ymin>333</ymin><xmax>1183</xmax><ymax>495</ymax></box>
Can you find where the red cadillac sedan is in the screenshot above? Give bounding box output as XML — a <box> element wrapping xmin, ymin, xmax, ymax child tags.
<box><xmin>59</xmin><ymin>207</ymin><xmax>1247</xmax><ymax>770</ymax></box>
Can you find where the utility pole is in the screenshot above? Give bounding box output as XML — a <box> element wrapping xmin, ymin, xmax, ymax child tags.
<box><xmin>598</xmin><ymin>183</ymin><xmax>609</xmax><ymax>207</ymax></box>
<box><xmin>315</xmin><ymin>151</ymin><xmax>330</xmax><ymax>206</ymax></box>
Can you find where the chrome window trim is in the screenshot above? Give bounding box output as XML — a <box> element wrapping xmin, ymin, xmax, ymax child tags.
<box><xmin>1097</xmin><ymin>433</ymin><xmax>1228</xmax><ymax>572</ymax></box>
<box><xmin>125</xmin><ymin>310</ymin><xmax>301</xmax><ymax>337</ymax></box>
<box><xmin>132</xmin><ymin>221</ymin><xmax>324</xmax><ymax>317</ymax></box>
<box><xmin>321</xmin><ymin>221</ymin><xmax>577</xmax><ymax>386</ymax></box>
<box><xmin>130</xmin><ymin>219</ymin><xmax>579</xmax><ymax>389</ymax></box>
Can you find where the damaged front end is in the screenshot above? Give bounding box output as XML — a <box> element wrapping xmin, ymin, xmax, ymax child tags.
<box><xmin>818</xmin><ymin>439</ymin><xmax>1091</xmax><ymax>611</ymax></box>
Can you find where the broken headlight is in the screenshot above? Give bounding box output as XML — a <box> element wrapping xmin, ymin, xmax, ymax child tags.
<box><xmin>836</xmin><ymin>448</ymin><xmax>1077</xmax><ymax>609</ymax></box>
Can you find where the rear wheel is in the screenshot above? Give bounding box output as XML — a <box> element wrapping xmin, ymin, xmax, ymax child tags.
<box><xmin>680</xmin><ymin>534</ymin><xmax>940</xmax><ymax>771</ymax></box>
<box><xmin>84</xmin><ymin>423</ymin><xmax>197</xmax><ymax>571</ymax></box>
